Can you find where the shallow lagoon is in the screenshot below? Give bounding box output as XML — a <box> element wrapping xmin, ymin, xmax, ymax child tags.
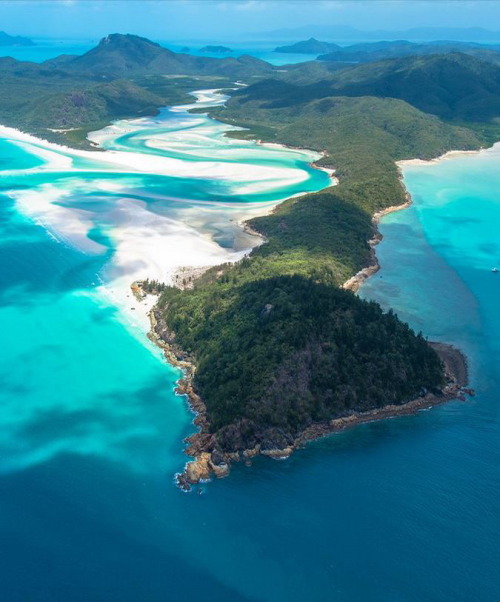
<box><xmin>0</xmin><ymin>98</ymin><xmax>499</xmax><ymax>600</ymax></box>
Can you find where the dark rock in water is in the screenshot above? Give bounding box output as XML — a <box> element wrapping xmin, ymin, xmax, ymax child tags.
<box><xmin>180</xmin><ymin>46</ymin><xmax>190</xmax><ymax>52</ymax></box>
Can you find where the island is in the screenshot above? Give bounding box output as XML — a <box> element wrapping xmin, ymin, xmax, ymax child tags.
<box><xmin>138</xmin><ymin>51</ymin><xmax>499</xmax><ymax>487</ymax></box>
<box><xmin>317</xmin><ymin>39</ymin><xmax>500</xmax><ymax>64</ymax></box>
<box><xmin>275</xmin><ymin>37</ymin><xmax>341</xmax><ymax>54</ymax></box>
<box><xmin>0</xmin><ymin>30</ymin><xmax>35</xmax><ymax>46</ymax></box>
<box><xmin>0</xmin><ymin>34</ymin><xmax>496</xmax><ymax>488</ymax></box>
<box><xmin>0</xmin><ymin>34</ymin><xmax>273</xmax><ymax>148</ymax></box>
<box><xmin>200</xmin><ymin>45</ymin><xmax>232</xmax><ymax>54</ymax></box>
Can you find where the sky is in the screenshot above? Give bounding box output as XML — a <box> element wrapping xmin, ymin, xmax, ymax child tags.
<box><xmin>1</xmin><ymin>0</ymin><xmax>500</xmax><ymax>41</ymax></box>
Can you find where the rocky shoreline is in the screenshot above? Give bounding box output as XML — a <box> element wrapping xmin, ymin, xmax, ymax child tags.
<box><xmin>146</xmin><ymin>296</ymin><xmax>473</xmax><ymax>491</ymax></box>
<box><xmin>141</xmin><ymin>162</ymin><xmax>474</xmax><ymax>492</ymax></box>
<box><xmin>343</xmin><ymin>192</ymin><xmax>412</xmax><ymax>293</ymax></box>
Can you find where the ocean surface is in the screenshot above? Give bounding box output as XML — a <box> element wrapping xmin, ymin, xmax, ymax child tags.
<box><xmin>0</xmin><ymin>37</ymin><xmax>316</xmax><ymax>65</ymax></box>
<box><xmin>0</xmin><ymin>90</ymin><xmax>499</xmax><ymax>602</ymax></box>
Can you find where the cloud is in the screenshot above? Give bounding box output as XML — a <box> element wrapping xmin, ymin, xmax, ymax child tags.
<box><xmin>216</xmin><ymin>0</ymin><xmax>267</xmax><ymax>11</ymax></box>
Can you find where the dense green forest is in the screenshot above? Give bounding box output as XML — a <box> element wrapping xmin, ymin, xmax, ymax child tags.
<box><xmin>0</xmin><ymin>60</ymin><xmax>206</xmax><ymax>147</ymax></box>
<box><xmin>275</xmin><ymin>37</ymin><xmax>500</xmax><ymax>65</ymax></box>
<box><xmin>158</xmin><ymin>277</ymin><xmax>443</xmax><ymax>451</ymax></box>
<box><xmin>0</xmin><ymin>35</ymin><xmax>496</xmax><ymax>463</ymax></box>
<box><xmin>207</xmin><ymin>92</ymin><xmax>483</xmax><ymax>283</ymax></box>
<box><xmin>153</xmin><ymin>51</ymin><xmax>500</xmax><ymax>459</ymax></box>
<box><xmin>237</xmin><ymin>52</ymin><xmax>500</xmax><ymax>120</ymax></box>
<box><xmin>0</xmin><ymin>34</ymin><xmax>272</xmax><ymax>148</ymax></box>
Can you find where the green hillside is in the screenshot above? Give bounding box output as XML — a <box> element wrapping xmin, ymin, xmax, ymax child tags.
<box><xmin>325</xmin><ymin>53</ymin><xmax>500</xmax><ymax>120</ymax></box>
<box><xmin>252</xmin><ymin>53</ymin><xmax>500</xmax><ymax>122</ymax></box>
<box><xmin>155</xmin><ymin>81</ymin><xmax>487</xmax><ymax>459</ymax></box>
<box><xmin>157</xmin><ymin>276</ymin><xmax>443</xmax><ymax>451</ymax></box>
<box><xmin>0</xmin><ymin>34</ymin><xmax>491</xmax><ymax>467</ymax></box>
<box><xmin>0</xmin><ymin>63</ymin><xmax>200</xmax><ymax>147</ymax></box>
<box><xmin>318</xmin><ymin>39</ymin><xmax>500</xmax><ymax>65</ymax></box>
<box><xmin>0</xmin><ymin>34</ymin><xmax>274</xmax><ymax>147</ymax></box>
<box><xmin>66</xmin><ymin>34</ymin><xmax>274</xmax><ymax>79</ymax></box>
<box><xmin>276</xmin><ymin>37</ymin><xmax>341</xmax><ymax>54</ymax></box>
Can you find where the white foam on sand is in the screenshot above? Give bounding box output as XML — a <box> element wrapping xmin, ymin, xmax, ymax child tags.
<box><xmin>7</xmin><ymin>183</ymin><xmax>107</xmax><ymax>255</ymax></box>
<box><xmin>5</xmin><ymin>126</ymin><xmax>314</xmax><ymax>192</ymax></box>
<box><xmin>0</xmin><ymin>88</ymin><xmax>331</xmax><ymax>338</ymax></box>
<box><xmin>99</xmin><ymin>198</ymin><xmax>249</xmax><ymax>334</ymax></box>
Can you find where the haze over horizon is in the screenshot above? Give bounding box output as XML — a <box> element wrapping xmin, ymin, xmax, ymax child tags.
<box><xmin>1</xmin><ymin>0</ymin><xmax>500</xmax><ymax>41</ymax></box>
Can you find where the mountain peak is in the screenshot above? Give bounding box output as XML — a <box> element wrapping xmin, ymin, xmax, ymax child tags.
<box><xmin>64</xmin><ymin>32</ymin><xmax>273</xmax><ymax>79</ymax></box>
<box><xmin>99</xmin><ymin>33</ymin><xmax>161</xmax><ymax>49</ymax></box>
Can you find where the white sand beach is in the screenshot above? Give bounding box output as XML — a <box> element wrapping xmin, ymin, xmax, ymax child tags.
<box><xmin>0</xmin><ymin>89</ymin><xmax>333</xmax><ymax>337</ymax></box>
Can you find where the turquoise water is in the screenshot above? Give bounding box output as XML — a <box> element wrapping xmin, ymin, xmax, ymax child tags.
<box><xmin>163</xmin><ymin>40</ymin><xmax>319</xmax><ymax>65</ymax></box>
<box><xmin>0</xmin><ymin>94</ymin><xmax>499</xmax><ymax>601</ymax></box>
<box><xmin>0</xmin><ymin>38</ymin><xmax>314</xmax><ymax>65</ymax></box>
<box><xmin>0</xmin><ymin>38</ymin><xmax>96</xmax><ymax>62</ymax></box>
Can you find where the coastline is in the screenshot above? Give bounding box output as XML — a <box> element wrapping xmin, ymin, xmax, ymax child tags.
<box><xmin>343</xmin><ymin>140</ymin><xmax>499</xmax><ymax>294</ymax></box>
<box><xmin>145</xmin><ymin>143</ymin><xmax>483</xmax><ymax>490</ymax></box>
<box><xmin>342</xmin><ymin>195</ymin><xmax>412</xmax><ymax>293</ymax></box>
<box><xmin>147</xmin><ymin>298</ymin><xmax>473</xmax><ymax>490</ymax></box>
<box><xmin>397</xmin><ymin>141</ymin><xmax>500</xmax><ymax>167</ymax></box>
<box><xmin>1</xmin><ymin>92</ymin><xmax>330</xmax><ymax>336</ymax></box>
<box><xmin>4</xmin><ymin>91</ymin><xmax>483</xmax><ymax>490</ymax></box>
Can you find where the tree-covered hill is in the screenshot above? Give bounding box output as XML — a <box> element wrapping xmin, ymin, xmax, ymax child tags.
<box><xmin>0</xmin><ymin>34</ymin><xmax>276</xmax><ymax>147</ymax></box>
<box><xmin>0</xmin><ymin>61</ymin><xmax>201</xmax><ymax>146</ymax></box>
<box><xmin>233</xmin><ymin>53</ymin><xmax>500</xmax><ymax>121</ymax></box>
<box><xmin>0</xmin><ymin>30</ymin><xmax>34</xmax><ymax>46</ymax></box>
<box><xmin>65</xmin><ymin>33</ymin><xmax>274</xmax><ymax>78</ymax></box>
<box><xmin>317</xmin><ymin>39</ymin><xmax>500</xmax><ymax>65</ymax></box>
<box><xmin>325</xmin><ymin>53</ymin><xmax>500</xmax><ymax>121</ymax></box>
<box><xmin>214</xmin><ymin>93</ymin><xmax>482</xmax><ymax>218</ymax></box>
<box><xmin>155</xmin><ymin>78</ymin><xmax>487</xmax><ymax>470</ymax></box>
<box><xmin>275</xmin><ymin>37</ymin><xmax>341</xmax><ymax>54</ymax></box>
<box><xmin>157</xmin><ymin>276</ymin><xmax>444</xmax><ymax>453</ymax></box>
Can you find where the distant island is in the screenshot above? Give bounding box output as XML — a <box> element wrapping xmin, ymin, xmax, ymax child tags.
<box><xmin>200</xmin><ymin>45</ymin><xmax>232</xmax><ymax>53</ymax></box>
<box><xmin>0</xmin><ymin>34</ymin><xmax>493</xmax><ymax>488</ymax></box>
<box><xmin>0</xmin><ymin>34</ymin><xmax>273</xmax><ymax>147</ymax></box>
<box><xmin>317</xmin><ymin>39</ymin><xmax>500</xmax><ymax>64</ymax></box>
<box><xmin>276</xmin><ymin>37</ymin><xmax>500</xmax><ymax>64</ymax></box>
<box><xmin>275</xmin><ymin>37</ymin><xmax>340</xmax><ymax>54</ymax></box>
<box><xmin>264</xmin><ymin>24</ymin><xmax>500</xmax><ymax>43</ymax></box>
<box><xmin>0</xmin><ymin>30</ymin><xmax>35</xmax><ymax>46</ymax></box>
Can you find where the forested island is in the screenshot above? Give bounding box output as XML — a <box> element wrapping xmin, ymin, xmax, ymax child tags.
<box><xmin>275</xmin><ymin>37</ymin><xmax>500</xmax><ymax>64</ymax></box>
<box><xmin>147</xmin><ymin>51</ymin><xmax>495</xmax><ymax>485</ymax></box>
<box><xmin>0</xmin><ymin>34</ymin><xmax>272</xmax><ymax>148</ymax></box>
<box><xmin>275</xmin><ymin>37</ymin><xmax>341</xmax><ymax>54</ymax></box>
<box><xmin>0</xmin><ymin>34</ymin><xmax>496</xmax><ymax>486</ymax></box>
<box><xmin>200</xmin><ymin>45</ymin><xmax>232</xmax><ymax>53</ymax></box>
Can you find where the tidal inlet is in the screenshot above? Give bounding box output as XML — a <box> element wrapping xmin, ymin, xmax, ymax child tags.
<box><xmin>1</xmin><ymin>3</ymin><xmax>500</xmax><ymax>601</ymax></box>
<box><xmin>0</xmin><ymin>90</ymin><xmax>331</xmax><ymax>475</ymax></box>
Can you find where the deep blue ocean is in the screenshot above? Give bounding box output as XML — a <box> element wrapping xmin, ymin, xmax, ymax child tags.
<box><xmin>0</xmin><ymin>41</ymin><xmax>499</xmax><ymax>602</ymax></box>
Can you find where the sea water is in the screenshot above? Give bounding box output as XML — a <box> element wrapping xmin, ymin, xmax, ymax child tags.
<box><xmin>0</xmin><ymin>99</ymin><xmax>499</xmax><ymax>601</ymax></box>
<box><xmin>0</xmin><ymin>37</ymin><xmax>316</xmax><ymax>66</ymax></box>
